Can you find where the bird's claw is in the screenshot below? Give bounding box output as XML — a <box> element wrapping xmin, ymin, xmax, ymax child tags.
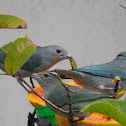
<box><xmin>110</xmin><ymin>91</ymin><xmax>119</xmax><ymax>98</ymax></box>
<box><xmin>68</xmin><ymin>116</ymin><xmax>85</xmax><ymax>123</ymax></box>
<box><xmin>74</xmin><ymin>117</ymin><xmax>85</xmax><ymax>123</ymax></box>
<box><xmin>68</xmin><ymin>116</ymin><xmax>75</xmax><ymax>123</ymax></box>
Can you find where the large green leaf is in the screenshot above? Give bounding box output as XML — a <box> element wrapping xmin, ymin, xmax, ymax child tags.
<box><xmin>0</xmin><ymin>15</ymin><xmax>26</xmax><ymax>29</ymax></box>
<box><xmin>81</xmin><ymin>99</ymin><xmax>126</xmax><ymax>126</ymax></box>
<box><xmin>5</xmin><ymin>38</ymin><xmax>36</xmax><ymax>74</ymax></box>
<box><xmin>0</xmin><ymin>22</ymin><xmax>8</xmax><ymax>28</ymax></box>
<box><xmin>0</xmin><ymin>42</ymin><xmax>13</xmax><ymax>53</ymax></box>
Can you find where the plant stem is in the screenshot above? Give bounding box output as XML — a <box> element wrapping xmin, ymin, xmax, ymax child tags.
<box><xmin>14</xmin><ymin>73</ymin><xmax>69</xmax><ymax>115</ymax></box>
<box><xmin>119</xmin><ymin>4</ymin><xmax>126</xmax><ymax>9</ymax></box>
<box><xmin>55</xmin><ymin>74</ymin><xmax>75</xmax><ymax>125</ymax></box>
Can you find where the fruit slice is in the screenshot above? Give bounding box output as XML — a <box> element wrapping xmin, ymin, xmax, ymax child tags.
<box><xmin>66</xmin><ymin>82</ymin><xmax>85</xmax><ymax>89</ymax></box>
<box><xmin>28</xmin><ymin>86</ymin><xmax>45</xmax><ymax>108</ymax></box>
<box><xmin>55</xmin><ymin>113</ymin><xmax>121</xmax><ymax>126</ymax></box>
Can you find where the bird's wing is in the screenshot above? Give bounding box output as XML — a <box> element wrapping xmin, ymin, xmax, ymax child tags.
<box><xmin>48</xmin><ymin>85</ymin><xmax>109</xmax><ymax>107</ymax></box>
<box><xmin>48</xmin><ymin>85</ymin><xmax>69</xmax><ymax>107</ymax></box>
<box><xmin>0</xmin><ymin>50</ymin><xmax>6</xmax><ymax>64</ymax></box>
<box><xmin>78</xmin><ymin>64</ymin><xmax>126</xmax><ymax>79</ymax></box>
<box><xmin>71</xmin><ymin>88</ymin><xmax>110</xmax><ymax>104</ymax></box>
<box><xmin>21</xmin><ymin>48</ymin><xmax>41</xmax><ymax>71</ymax></box>
<box><xmin>79</xmin><ymin>66</ymin><xmax>112</xmax><ymax>77</ymax></box>
<box><xmin>0</xmin><ymin>47</ymin><xmax>42</xmax><ymax>71</ymax></box>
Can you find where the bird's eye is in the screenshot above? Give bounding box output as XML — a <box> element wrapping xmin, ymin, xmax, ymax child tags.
<box><xmin>44</xmin><ymin>74</ymin><xmax>49</xmax><ymax>77</ymax></box>
<box><xmin>56</xmin><ymin>49</ymin><xmax>61</xmax><ymax>53</ymax></box>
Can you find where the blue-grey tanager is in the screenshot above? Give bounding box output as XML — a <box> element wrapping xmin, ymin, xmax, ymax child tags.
<box><xmin>0</xmin><ymin>45</ymin><xmax>72</xmax><ymax>77</ymax></box>
<box><xmin>55</xmin><ymin>51</ymin><xmax>126</xmax><ymax>94</ymax></box>
<box><xmin>0</xmin><ymin>45</ymin><xmax>72</xmax><ymax>92</ymax></box>
<box><xmin>31</xmin><ymin>71</ymin><xmax>110</xmax><ymax>118</ymax></box>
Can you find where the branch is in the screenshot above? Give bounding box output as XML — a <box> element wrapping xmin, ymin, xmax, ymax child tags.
<box><xmin>113</xmin><ymin>79</ymin><xmax>120</xmax><ymax>93</ymax></box>
<box><xmin>111</xmin><ymin>76</ymin><xmax>121</xmax><ymax>98</ymax></box>
<box><xmin>119</xmin><ymin>4</ymin><xmax>126</xmax><ymax>9</ymax></box>
<box><xmin>55</xmin><ymin>74</ymin><xmax>76</xmax><ymax>94</ymax></box>
<box><xmin>13</xmin><ymin>73</ymin><xmax>69</xmax><ymax>116</ymax></box>
<box><xmin>55</xmin><ymin>74</ymin><xmax>75</xmax><ymax>125</ymax></box>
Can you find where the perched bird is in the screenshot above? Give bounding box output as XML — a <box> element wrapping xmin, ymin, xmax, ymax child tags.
<box><xmin>31</xmin><ymin>71</ymin><xmax>110</xmax><ymax>118</ymax></box>
<box><xmin>0</xmin><ymin>45</ymin><xmax>72</xmax><ymax>92</ymax></box>
<box><xmin>55</xmin><ymin>51</ymin><xmax>126</xmax><ymax>94</ymax></box>
<box><xmin>0</xmin><ymin>45</ymin><xmax>72</xmax><ymax>77</ymax></box>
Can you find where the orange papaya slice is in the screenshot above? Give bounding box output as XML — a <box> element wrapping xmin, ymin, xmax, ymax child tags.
<box><xmin>55</xmin><ymin>113</ymin><xmax>121</xmax><ymax>126</ymax></box>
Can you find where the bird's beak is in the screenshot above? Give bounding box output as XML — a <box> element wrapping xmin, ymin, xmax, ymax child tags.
<box><xmin>31</xmin><ymin>73</ymin><xmax>40</xmax><ymax>79</ymax></box>
<box><xmin>64</xmin><ymin>53</ymin><xmax>73</xmax><ymax>60</ymax></box>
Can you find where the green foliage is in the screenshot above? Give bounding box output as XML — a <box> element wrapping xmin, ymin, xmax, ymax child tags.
<box><xmin>0</xmin><ymin>15</ymin><xmax>26</xmax><ymax>29</ymax></box>
<box><xmin>25</xmin><ymin>32</ymin><xmax>28</xmax><ymax>38</ymax></box>
<box><xmin>70</xmin><ymin>59</ymin><xmax>77</xmax><ymax>70</ymax></box>
<box><xmin>5</xmin><ymin>38</ymin><xmax>36</xmax><ymax>75</ymax></box>
<box><xmin>0</xmin><ymin>42</ymin><xmax>13</xmax><ymax>53</ymax></box>
<box><xmin>59</xmin><ymin>59</ymin><xmax>77</xmax><ymax>79</ymax></box>
<box><xmin>0</xmin><ymin>22</ymin><xmax>8</xmax><ymax>28</ymax></box>
<box><xmin>81</xmin><ymin>99</ymin><xmax>126</xmax><ymax>126</ymax></box>
<box><xmin>59</xmin><ymin>74</ymin><xmax>70</xmax><ymax>79</ymax></box>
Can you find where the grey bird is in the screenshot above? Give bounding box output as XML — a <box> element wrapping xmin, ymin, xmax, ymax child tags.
<box><xmin>0</xmin><ymin>45</ymin><xmax>72</xmax><ymax>92</ymax></box>
<box><xmin>31</xmin><ymin>71</ymin><xmax>110</xmax><ymax>118</ymax></box>
<box><xmin>55</xmin><ymin>51</ymin><xmax>126</xmax><ymax>94</ymax></box>
<box><xmin>0</xmin><ymin>45</ymin><xmax>72</xmax><ymax>77</ymax></box>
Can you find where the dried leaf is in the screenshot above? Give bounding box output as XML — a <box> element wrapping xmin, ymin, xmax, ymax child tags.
<box><xmin>0</xmin><ymin>15</ymin><xmax>26</xmax><ymax>29</ymax></box>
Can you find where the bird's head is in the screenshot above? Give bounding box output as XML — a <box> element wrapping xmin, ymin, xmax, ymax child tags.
<box><xmin>44</xmin><ymin>45</ymin><xmax>73</xmax><ymax>61</ymax></box>
<box><xmin>31</xmin><ymin>71</ymin><xmax>60</xmax><ymax>88</ymax></box>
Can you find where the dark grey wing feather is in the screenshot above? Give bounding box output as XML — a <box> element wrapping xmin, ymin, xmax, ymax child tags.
<box><xmin>48</xmin><ymin>85</ymin><xmax>109</xmax><ymax>107</ymax></box>
<box><xmin>0</xmin><ymin>47</ymin><xmax>42</xmax><ymax>72</ymax></box>
<box><xmin>0</xmin><ymin>50</ymin><xmax>6</xmax><ymax>64</ymax></box>
<box><xmin>71</xmin><ymin>88</ymin><xmax>110</xmax><ymax>104</ymax></box>
<box><xmin>21</xmin><ymin>47</ymin><xmax>42</xmax><ymax>71</ymax></box>
<box><xmin>48</xmin><ymin>85</ymin><xmax>69</xmax><ymax>107</ymax></box>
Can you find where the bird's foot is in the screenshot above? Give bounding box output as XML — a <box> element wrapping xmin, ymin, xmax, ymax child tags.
<box><xmin>110</xmin><ymin>91</ymin><xmax>119</xmax><ymax>99</ymax></box>
<box><xmin>68</xmin><ymin>116</ymin><xmax>85</xmax><ymax>123</ymax></box>
<box><xmin>74</xmin><ymin>117</ymin><xmax>85</xmax><ymax>123</ymax></box>
<box><xmin>68</xmin><ymin>115</ymin><xmax>75</xmax><ymax>124</ymax></box>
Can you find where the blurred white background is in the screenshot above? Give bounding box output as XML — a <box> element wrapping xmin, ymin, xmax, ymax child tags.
<box><xmin>0</xmin><ymin>0</ymin><xmax>126</xmax><ymax>125</ymax></box>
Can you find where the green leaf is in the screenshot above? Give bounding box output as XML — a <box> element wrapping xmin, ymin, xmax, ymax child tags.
<box><xmin>59</xmin><ymin>59</ymin><xmax>77</xmax><ymax>79</ymax></box>
<box><xmin>70</xmin><ymin>59</ymin><xmax>77</xmax><ymax>70</ymax></box>
<box><xmin>0</xmin><ymin>42</ymin><xmax>13</xmax><ymax>53</ymax></box>
<box><xmin>81</xmin><ymin>99</ymin><xmax>126</xmax><ymax>126</ymax></box>
<box><xmin>5</xmin><ymin>38</ymin><xmax>36</xmax><ymax>74</ymax></box>
<box><xmin>25</xmin><ymin>32</ymin><xmax>28</xmax><ymax>38</ymax></box>
<box><xmin>59</xmin><ymin>74</ymin><xmax>71</xmax><ymax>79</ymax></box>
<box><xmin>0</xmin><ymin>15</ymin><xmax>26</xmax><ymax>29</ymax></box>
<box><xmin>0</xmin><ymin>22</ymin><xmax>8</xmax><ymax>28</ymax></box>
